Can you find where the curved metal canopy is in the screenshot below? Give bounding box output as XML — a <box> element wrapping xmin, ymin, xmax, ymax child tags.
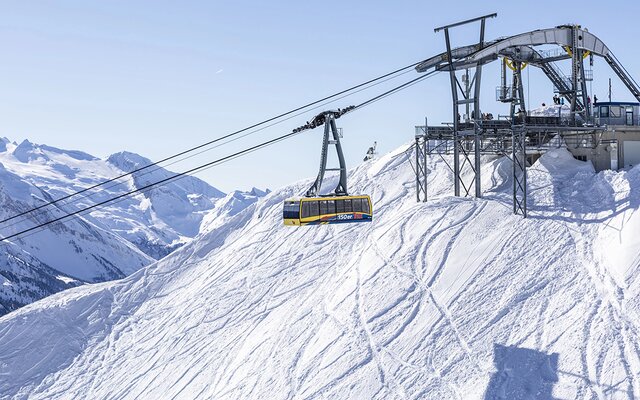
<box><xmin>417</xmin><ymin>26</ymin><xmax>610</xmax><ymax>72</ymax></box>
<box><xmin>416</xmin><ymin>24</ymin><xmax>639</xmax><ymax>102</ymax></box>
<box><xmin>467</xmin><ymin>26</ymin><xmax>610</xmax><ymax>63</ymax></box>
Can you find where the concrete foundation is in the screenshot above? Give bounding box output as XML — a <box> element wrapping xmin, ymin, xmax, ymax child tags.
<box><xmin>567</xmin><ymin>126</ymin><xmax>640</xmax><ymax>171</ymax></box>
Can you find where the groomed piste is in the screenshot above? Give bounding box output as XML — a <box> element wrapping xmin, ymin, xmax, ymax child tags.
<box><xmin>0</xmin><ymin>143</ymin><xmax>639</xmax><ymax>399</ymax></box>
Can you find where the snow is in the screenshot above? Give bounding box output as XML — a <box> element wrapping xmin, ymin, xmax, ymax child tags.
<box><xmin>529</xmin><ymin>104</ymin><xmax>571</xmax><ymax>117</ymax></box>
<box><xmin>0</xmin><ymin>138</ymin><xmax>263</xmax><ymax>315</ymax></box>
<box><xmin>199</xmin><ymin>189</ymin><xmax>268</xmax><ymax>235</ymax></box>
<box><xmin>55</xmin><ymin>276</ymin><xmax>78</xmax><ymax>284</ymax></box>
<box><xmin>0</xmin><ymin>141</ymin><xmax>227</xmax><ymax>259</ymax></box>
<box><xmin>0</xmin><ymin>158</ymin><xmax>153</xmax><ymax>282</ymax></box>
<box><xmin>0</xmin><ymin>241</ymin><xmax>81</xmax><ymax>315</ymax></box>
<box><xmin>0</xmin><ymin>142</ymin><xmax>638</xmax><ymax>399</ymax></box>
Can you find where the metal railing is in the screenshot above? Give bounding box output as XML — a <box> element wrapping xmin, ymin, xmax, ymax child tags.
<box><xmin>496</xmin><ymin>86</ymin><xmax>514</xmax><ymax>101</ymax></box>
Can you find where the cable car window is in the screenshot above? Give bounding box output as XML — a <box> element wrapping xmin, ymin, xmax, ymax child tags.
<box><xmin>301</xmin><ymin>202</ymin><xmax>310</xmax><ymax>218</ymax></box>
<box><xmin>353</xmin><ymin>198</ymin><xmax>362</xmax><ymax>212</ymax></box>
<box><xmin>344</xmin><ymin>199</ymin><xmax>352</xmax><ymax>212</ymax></box>
<box><xmin>363</xmin><ymin>199</ymin><xmax>370</xmax><ymax>214</ymax></box>
<box><xmin>293</xmin><ymin>203</ymin><xmax>300</xmax><ymax>218</ymax></box>
<box><xmin>336</xmin><ymin>199</ymin><xmax>344</xmax><ymax>213</ymax></box>
<box><xmin>327</xmin><ymin>200</ymin><xmax>336</xmax><ymax>214</ymax></box>
<box><xmin>283</xmin><ymin>202</ymin><xmax>300</xmax><ymax>219</ymax></box>
<box><xmin>319</xmin><ymin>200</ymin><xmax>328</xmax><ymax>215</ymax></box>
<box><xmin>309</xmin><ymin>201</ymin><xmax>319</xmax><ymax>216</ymax></box>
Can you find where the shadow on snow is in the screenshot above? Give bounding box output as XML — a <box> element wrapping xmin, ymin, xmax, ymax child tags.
<box><xmin>484</xmin><ymin>344</ymin><xmax>559</xmax><ymax>400</ymax></box>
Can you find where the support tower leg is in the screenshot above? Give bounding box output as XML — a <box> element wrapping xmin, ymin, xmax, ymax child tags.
<box><xmin>512</xmin><ymin>129</ymin><xmax>527</xmax><ymax>217</ymax></box>
<box><xmin>415</xmin><ymin>135</ymin><xmax>428</xmax><ymax>202</ymax></box>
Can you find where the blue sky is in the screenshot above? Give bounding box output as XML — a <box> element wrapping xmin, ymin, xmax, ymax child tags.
<box><xmin>1</xmin><ymin>1</ymin><xmax>639</xmax><ymax>192</ymax></box>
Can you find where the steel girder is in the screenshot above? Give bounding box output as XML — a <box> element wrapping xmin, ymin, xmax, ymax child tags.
<box><xmin>416</xmin><ymin>26</ymin><xmax>610</xmax><ymax>73</ymax></box>
<box><xmin>467</xmin><ymin>26</ymin><xmax>610</xmax><ymax>62</ymax></box>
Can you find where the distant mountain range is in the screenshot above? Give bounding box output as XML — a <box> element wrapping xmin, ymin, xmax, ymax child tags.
<box><xmin>0</xmin><ymin>137</ymin><xmax>268</xmax><ymax>315</ymax></box>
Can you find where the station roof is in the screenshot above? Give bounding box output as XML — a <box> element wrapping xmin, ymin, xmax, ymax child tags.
<box><xmin>593</xmin><ymin>101</ymin><xmax>640</xmax><ymax>106</ymax></box>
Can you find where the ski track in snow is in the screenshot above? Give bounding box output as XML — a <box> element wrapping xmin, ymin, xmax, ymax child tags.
<box><xmin>0</xmin><ymin>146</ymin><xmax>638</xmax><ymax>399</ymax></box>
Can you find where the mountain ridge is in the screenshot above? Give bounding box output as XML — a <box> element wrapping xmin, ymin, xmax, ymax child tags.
<box><xmin>0</xmin><ymin>143</ymin><xmax>637</xmax><ymax>398</ymax></box>
<box><xmin>0</xmin><ymin>138</ymin><xmax>266</xmax><ymax>315</ymax></box>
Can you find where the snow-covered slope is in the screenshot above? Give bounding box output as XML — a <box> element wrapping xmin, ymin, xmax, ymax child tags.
<box><xmin>0</xmin><ymin>138</ymin><xmax>264</xmax><ymax>315</ymax></box>
<box><xmin>0</xmin><ymin>241</ymin><xmax>81</xmax><ymax>315</ymax></box>
<box><xmin>0</xmin><ymin>159</ymin><xmax>154</xmax><ymax>279</ymax></box>
<box><xmin>0</xmin><ymin>157</ymin><xmax>154</xmax><ymax>314</ymax></box>
<box><xmin>0</xmin><ymin>144</ymin><xmax>638</xmax><ymax>399</ymax></box>
<box><xmin>199</xmin><ymin>187</ymin><xmax>271</xmax><ymax>235</ymax></box>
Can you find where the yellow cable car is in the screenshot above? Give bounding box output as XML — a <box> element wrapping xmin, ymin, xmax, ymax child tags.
<box><xmin>283</xmin><ymin>109</ymin><xmax>373</xmax><ymax>227</ymax></box>
<box><xmin>283</xmin><ymin>195</ymin><xmax>372</xmax><ymax>226</ymax></box>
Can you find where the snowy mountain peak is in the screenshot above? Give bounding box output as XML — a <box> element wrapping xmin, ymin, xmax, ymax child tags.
<box><xmin>248</xmin><ymin>187</ymin><xmax>270</xmax><ymax>197</ymax></box>
<box><xmin>11</xmin><ymin>139</ymin><xmax>97</xmax><ymax>163</ymax></box>
<box><xmin>106</xmin><ymin>151</ymin><xmax>152</xmax><ymax>172</ymax></box>
<box><xmin>0</xmin><ymin>137</ymin><xmax>17</xmax><ymax>152</ymax></box>
<box><xmin>39</xmin><ymin>144</ymin><xmax>97</xmax><ymax>161</ymax></box>
<box><xmin>12</xmin><ymin>139</ymin><xmax>38</xmax><ymax>162</ymax></box>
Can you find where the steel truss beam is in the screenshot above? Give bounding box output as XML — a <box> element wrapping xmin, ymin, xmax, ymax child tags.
<box><xmin>414</xmin><ymin>121</ymin><xmax>605</xmax><ymax>217</ymax></box>
<box><xmin>512</xmin><ymin>128</ymin><xmax>527</xmax><ymax>217</ymax></box>
<box><xmin>415</xmin><ymin>134</ymin><xmax>428</xmax><ymax>202</ymax></box>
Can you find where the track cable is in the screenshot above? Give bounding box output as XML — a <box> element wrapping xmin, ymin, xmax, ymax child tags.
<box><xmin>1</xmin><ymin>69</ymin><xmax>439</xmax><ymax>242</ymax></box>
<box><xmin>0</xmin><ymin>60</ymin><xmax>425</xmax><ymax>226</ymax></box>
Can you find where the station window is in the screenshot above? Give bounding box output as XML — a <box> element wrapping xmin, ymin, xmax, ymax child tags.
<box><xmin>610</xmin><ymin>106</ymin><xmax>622</xmax><ymax>118</ymax></box>
<box><xmin>600</xmin><ymin>106</ymin><xmax>609</xmax><ymax>118</ymax></box>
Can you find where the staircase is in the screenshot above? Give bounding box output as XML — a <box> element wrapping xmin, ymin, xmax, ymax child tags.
<box><xmin>605</xmin><ymin>53</ymin><xmax>640</xmax><ymax>102</ymax></box>
<box><xmin>540</xmin><ymin>62</ymin><xmax>583</xmax><ymax>109</ymax></box>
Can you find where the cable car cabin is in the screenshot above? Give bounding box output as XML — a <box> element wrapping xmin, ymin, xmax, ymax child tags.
<box><xmin>283</xmin><ymin>195</ymin><xmax>372</xmax><ymax>226</ymax></box>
